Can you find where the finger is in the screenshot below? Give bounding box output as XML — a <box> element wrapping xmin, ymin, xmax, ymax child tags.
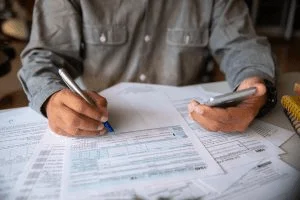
<box><xmin>60</xmin><ymin>89</ymin><xmax>104</xmax><ymax>122</ymax></box>
<box><xmin>251</xmin><ymin>83</ymin><xmax>266</xmax><ymax>97</ymax></box>
<box><xmin>294</xmin><ymin>83</ymin><xmax>300</xmax><ymax>95</ymax></box>
<box><xmin>191</xmin><ymin>112</ymin><xmax>249</xmax><ymax>133</ymax></box>
<box><xmin>191</xmin><ymin>103</ymin><xmax>255</xmax><ymax>131</ymax></box>
<box><xmin>48</xmin><ymin>110</ymin><xmax>107</xmax><ymax>137</ymax></box>
<box><xmin>88</xmin><ymin>91</ymin><xmax>109</xmax><ymax>122</ymax></box>
<box><xmin>188</xmin><ymin>99</ymin><xmax>200</xmax><ymax>113</ymax></box>
<box><xmin>192</xmin><ymin>104</ymin><xmax>232</xmax><ymax>123</ymax></box>
<box><xmin>237</xmin><ymin>77</ymin><xmax>264</xmax><ymax>89</ymax></box>
<box><xmin>237</xmin><ymin>77</ymin><xmax>266</xmax><ymax>98</ymax></box>
<box><xmin>60</xmin><ymin>104</ymin><xmax>106</xmax><ymax>131</ymax></box>
<box><xmin>191</xmin><ymin>112</ymin><xmax>224</xmax><ymax>132</ymax></box>
<box><xmin>61</xmin><ymin>127</ymin><xmax>107</xmax><ymax>137</ymax></box>
<box><xmin>48</xmin><ymin>123</ymin><xmax>69</xmax><ymax>137</ymax></box>
<box><xmin>235</xmin><ymin>93</ymin><xmax>266</xmax><ymax>118</ymax></box>
<box><xmin>88</xmin><ymin>91</ymin><xmax>108</xmax><ymax>107</ymax></box>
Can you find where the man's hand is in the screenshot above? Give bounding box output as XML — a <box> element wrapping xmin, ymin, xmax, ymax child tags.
<box><xmin>188</xmin><ymin>77</ymin><xmax>267</xmax><ymax>133</ymax></box>
<box><xmin>45</xmin><ymin>89</ymin><xmax>108</xmax><ymax>137</ymax></box>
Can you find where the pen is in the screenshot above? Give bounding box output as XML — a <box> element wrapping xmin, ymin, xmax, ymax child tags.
<box><xmin>58</xmin><ymin>68</ymin><xmax>114</xmax><ymax>132</ymax></box>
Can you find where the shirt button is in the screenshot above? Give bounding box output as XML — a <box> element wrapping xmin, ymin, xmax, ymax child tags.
<box><xmin>184</xmin><ymin>35</ymin><xmax>190</xmax><ymax>44</ymax></box>
<box><xmin>100</xmin><ymin>33</ymin><xmax>107</xmax><ymax>43</ymax></box>
<box><xmin>139</xmin><ymin>74</ymin><xmax>147</xmax><ymax>81</ymax></box>
<box><xmin>144</xmin><ymin>35</ymin><xmax>151</xmax><ymax>42</ymax></box>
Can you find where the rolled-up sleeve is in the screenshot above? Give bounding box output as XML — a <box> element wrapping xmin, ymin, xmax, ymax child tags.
<box><xmin>208</xmin><ymin>0</ymin><xmax>276</xmax><ymax>89</ymax></box>
<box><xmin>18</xmin><ymin>0</ymin><xmax>83</xmax><ymax>115</ymax></box>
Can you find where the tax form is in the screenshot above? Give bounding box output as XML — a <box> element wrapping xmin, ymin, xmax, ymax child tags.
<box><xmin>10</xmin><ymin>87</ymin><xmax>223</xmax><ymax>200</ymax></box>
<box><xmin>6</xmin><ymin>82</ymin><xmax>297</xmax><ymax>199</ymax></box>
<box><xmin>61</xmin><ymin>91</ymin><xmax>224</xmax><ymax>199</ymax></box>
<box><xmin>202</xmin><ymin>158</ymin><xmax>300</xmax><ymax>200</ymax></box>
<box><xmin>107</xmin><ymin>83</ymin><xmax>290</xmax><ymax>193</ymax></box>
<box><xmin>0</xmin><ymin>107</ymin><xmax>47</xmax><ymax>199</ymax></box>
<box><xmin>9</xmin><ymin>132</ymin><xmax>68</xmax><ymax>200</ymax></box>
<box><xmin>110</xmin><ymin>83</ymin><xmax>285</xmax><ymax>170</ymax></box>
<box><xmin>169</xmin><ymin>90</ymin><xmax>285</xmax><ymax>170</ymax></box>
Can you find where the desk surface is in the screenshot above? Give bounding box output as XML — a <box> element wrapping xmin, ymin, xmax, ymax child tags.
<box><xmin>201</xmin><ymin>72</ymin><xmax>300</xmax><ymax>170</ymax></box>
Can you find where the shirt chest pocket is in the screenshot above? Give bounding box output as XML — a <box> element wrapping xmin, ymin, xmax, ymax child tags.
<box><xmin>166</xmin><ymin>28</ymin><xmax>208</xmax><ymax>47</ymax></box>
<box><xmin>83</xmin><ymin>25</ymin><xmax>127</xmax><ymax>46</ymax></box>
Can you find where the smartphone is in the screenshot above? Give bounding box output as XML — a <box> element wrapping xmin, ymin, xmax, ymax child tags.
<box><xmin>204</xmin><ymin>87</ymin><xmax>257</xmax><ymax>107</ymax></box>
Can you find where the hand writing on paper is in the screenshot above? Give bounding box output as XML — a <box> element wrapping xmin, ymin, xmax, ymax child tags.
<box><xmin>45</xmin><ymin>89</ymin><xmax>108</xmax><ymax>136</ymax></box>
<box><xmin>188</xmin><ymin>77</ymin><xmax>267</xmax><ymax>133</ymax></box>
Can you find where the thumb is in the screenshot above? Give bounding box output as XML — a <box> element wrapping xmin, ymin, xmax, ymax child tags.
<box><xmin>252</xmin><ymin>83</ymin><xmax>267</xmax><ymax>97</ymax></box>
<box><xmin>237</xmin><ymin>77</ymin><xmax>267</xmax><ymax>97</ymax></box>
<box><xmin>294</xmin><ymin>83</ymin><xmax>300</xmax><ymax>95</ymax></box>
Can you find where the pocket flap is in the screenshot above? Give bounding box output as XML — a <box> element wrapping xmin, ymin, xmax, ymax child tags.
<box><xmin>167</xmin><ymin>28</ymin><xmax>208</xmax><ymax>47</ymax></box>
<box><xmin>84</xmin><ymin>25</ymin><xmax>127</xmax><ymax>45</ymax></box>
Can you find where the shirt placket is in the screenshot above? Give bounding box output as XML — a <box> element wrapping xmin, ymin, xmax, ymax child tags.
<box><xmin>137</xmin><ymin>0</ymin><xmax>153</xmax><ymax>83</ymax></box>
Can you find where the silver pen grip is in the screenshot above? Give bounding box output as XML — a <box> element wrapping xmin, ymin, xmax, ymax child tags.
<box><xmin>58</xmin><ymin>68</ymin><xmax>96</xmax><ymax>106</ymax></box>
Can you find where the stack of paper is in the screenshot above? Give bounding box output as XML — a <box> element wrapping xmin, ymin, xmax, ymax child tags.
<box><xmin>0</xmin><ymin>82</ymin><xmax>299</xmax><ymax>200</ymax></box>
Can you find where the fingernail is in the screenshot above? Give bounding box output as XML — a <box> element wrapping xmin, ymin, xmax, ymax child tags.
<box><xmin>195</xmin><ymin>107</ymin><xmax>203</xmax><ymax>114</ymax></box>
<box><xmin>191</xmin><ymin>100</ymin><xmax>199</xmax><ymax>106</ymax></box>
<box><xmin>100</xmin><ymin>116</ymin><xmax>108</xmax><ymax>122</ymax></box>
<box><xmin>188</xmin><ymin>103</ymin><xmax>194</xmax><ymax>112</ymax></box>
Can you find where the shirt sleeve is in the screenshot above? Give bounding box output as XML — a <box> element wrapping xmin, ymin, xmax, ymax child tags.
<box><xmin>18</xmin><ymin>0</ymin><xmax>83</xmax><ymax>115</ymax></box>
<box><xmin>208</xmin><ymin>0</ymin><xmax>276</xmax><ymax>89</ymax></box>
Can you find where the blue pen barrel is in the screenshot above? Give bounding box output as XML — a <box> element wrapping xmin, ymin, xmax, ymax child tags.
<box><xmin>103</xmin><ymin>121</ymin><xmax>114</xmax><ymax>132</ymax></box>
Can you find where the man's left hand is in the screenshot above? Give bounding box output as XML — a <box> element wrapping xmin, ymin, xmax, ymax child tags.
<box><xmin>188</xmin><ymin>77</ymin><xmax>267</xmax><ymax>133</ymax></box>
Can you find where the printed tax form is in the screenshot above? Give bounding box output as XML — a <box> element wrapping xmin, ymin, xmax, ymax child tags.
<box><xmin>99</xmin><ymin>83</ymin><xmax>297</xmax><ymax>195</ymax></box>
<box><xmin>4</xmin><ymin>82</ymin><xmax>298</xmax><ymax>200</ymax></box>
<box><xmin>10</xmin><ymin>86</ymin><xmax>224</xmax><ymax>200</ymax></box>
<box><xmin>0</xmin><ymin>107</ymin><xmax>47</xmax><ymax>199</ymax></box>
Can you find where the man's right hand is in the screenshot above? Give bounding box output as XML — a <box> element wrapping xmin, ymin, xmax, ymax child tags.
<box><xmin>45</xmin><ymin>89</ymin><xmax>108</xmax><ymax>137</ymax></box>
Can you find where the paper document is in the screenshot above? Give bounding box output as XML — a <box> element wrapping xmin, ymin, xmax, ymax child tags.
<box><xmin>165</xmin><ymin>89</ymin><xmax>284</xmax><ymax>170</ymax></box>
<box><xmin>62</xmin><ymin>125</ymin><xmax>223</xmax><ymax>200</ymax></box>
<box><xmin>5</xmin><ymin>82</ymin><xmax>298</xmax><ymax>199</ymax></box>
<box><xmin>203</xmin><ymin>158</ymin><xmax>300</xmax><ymax>200</ymax></box>
<box><xmin>249</xmin><ymin>120</ymin><xmax>295</xmax><ymax>147</ymax></box>
<box><xmin>10</xmin><ymin>131</ymin><xmax>68</xmax><ymax>200</ymax></box>
<box><xmin>0</xmin><ymin>107</ymin><xmax>47</xmax><ymax>199</ymax></box>
<box><xmin>136</xmin><ymin>179</ymin><xmax>211</xmax><ymax>200</ymax></box>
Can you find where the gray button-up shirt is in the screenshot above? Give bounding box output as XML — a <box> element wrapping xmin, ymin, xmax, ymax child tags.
<box><xmin>18</xmin><ymin>0</ymin><xmax>275</xmax><ymax>114</ymax></box>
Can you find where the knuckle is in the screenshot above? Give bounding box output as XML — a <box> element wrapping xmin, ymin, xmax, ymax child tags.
<box><xmin>77</xmin><ymin>105</ymin><xmax>85</xmax><ymax>114</ymax></box>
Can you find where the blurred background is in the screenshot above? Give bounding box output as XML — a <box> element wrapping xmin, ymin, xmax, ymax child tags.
<box><xmin>0</xmin><ymin>0</ymin><xmax>299</xmax><ymax>110</ymax></box>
